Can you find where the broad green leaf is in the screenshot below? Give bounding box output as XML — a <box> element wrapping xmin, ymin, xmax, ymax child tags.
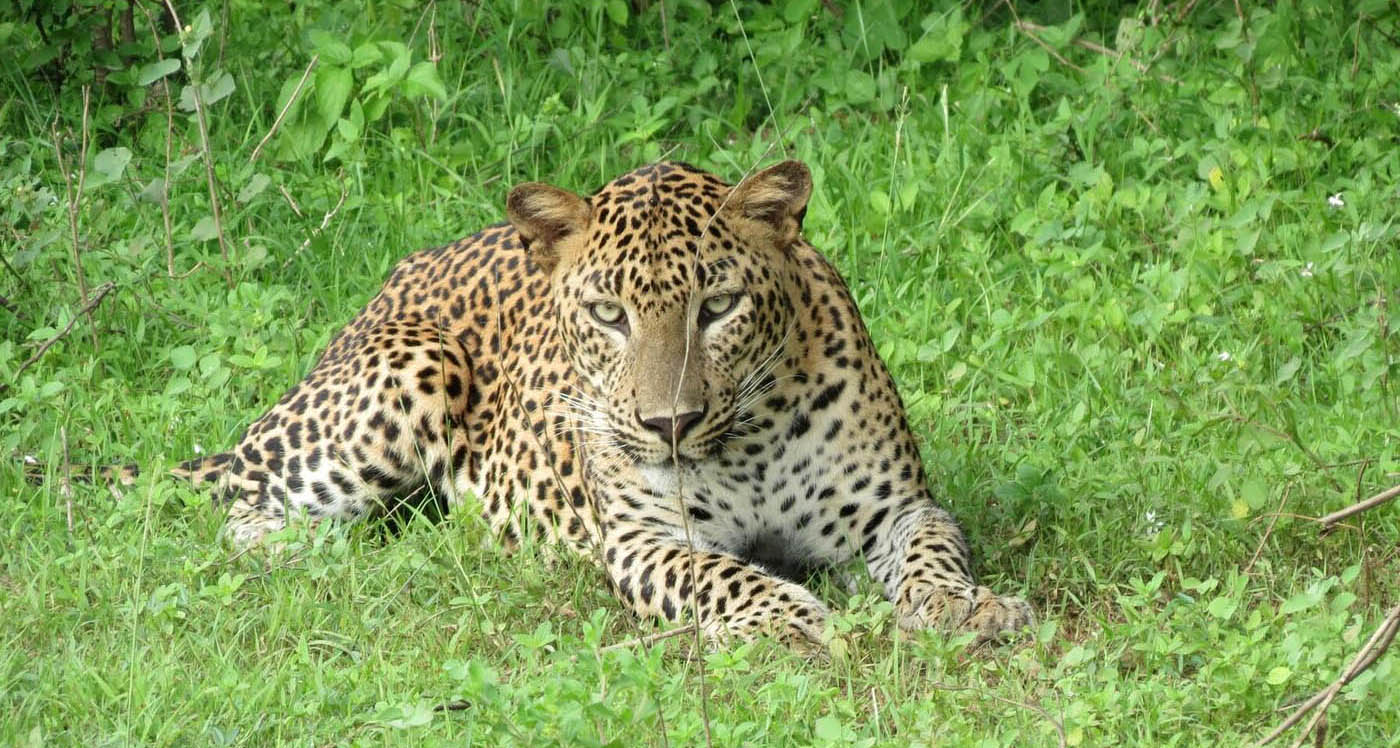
<box><xmin>402</xmin><ymin>61</ymin><xmax>447</xmax><ymax>101</ymax></box>
<box><xmin>351</xmin><ymin>42</ymin><xmax>382</xmax><ymax>69</ymax></box>
<box><xmin>190</xmin><ymin>216</ymin><xmax>219</xmax><ymax>241</ymax></box>
<box><xmin>781</xmin><ymin>0</ymin><xmax>818</xmax><ymax>23</ymax></box>
<box><xmin>202</xmin><ymin>71</ymin><xmax>236</xmax><ymax>106</ymax></box>
<box><xmin>169</xmin><ymin>346</ymin><xmax>197</xmax><ymax>370</ymax></box>
<box><xmin>605</xmin><ymin>0</ymin><xmax>628</xmax><ymax>25</ymax></box>
<box><xmin>137</xmin><ymin>58</ymin><xmax>181</xmax><ymax>86</ymax></box>
<box><xmin>315</xmin><ymin>65</ymin><xmax>353</xmax><ymax>122</ymax></box>
<box><xmin>844</xmin><ymin>69</ymin><xmax>875</xmax><ymax>105</ymax></box>
<box><xmin>1206</xmin><ymin>595</ymin><xmax>1237</xmax><ymax>619</ymax></box>
<box><xmin>138</xmin><ymin>177</ymin><xmax>166</xmax><ymax>204</ymax></box>
<box><xmin>182</xmin><ymin>9</ymin><xmax>212</xmax><ymax>59</ymax></box>
<box><xmin>237</xmin><ymin>174</ymin><xmax>271</xmax><ymax>204</ymax></box>
<box><xmin>308</xmin><ymin>30</ymin><xmax>352</xmax><ymax>66</ymax></box>
<box><xmin>92</xmin><ymin>147</ymin><xmax>132</xmax><ymax>181</ymax></box>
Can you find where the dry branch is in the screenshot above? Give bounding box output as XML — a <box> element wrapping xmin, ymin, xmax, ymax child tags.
<box><xmin>52</xmin><ymin>86</ymin><xmax>99</xmax><ymax>351</ymax></box>
<box><xmin>1318</xmin><ymin>483</ymin><xmax>1400</xmax><ymax>533</ymax></box>
<box><xmin>1255</xmin><ymin>602</ymin><xmax>1400</xmax><ymax>746</ymax></box>
<box><xmin>281</xmin><ymin>179</ymin><xmax>349</xmax><ymax>269</ymax></box>
<box><xmin>9</xmin><ymin>282</ymin><xmax>118</xmax><ymax>386</ymax></box>
<box><xmin>250</xmin><ymin>54</ymin><xmax>318</xmax><ymax>164</ymax></box>
<box><xmin>1014</xmin><ymin>20</ymin><xmax>1181</xmax><ymax>85</ymax></box>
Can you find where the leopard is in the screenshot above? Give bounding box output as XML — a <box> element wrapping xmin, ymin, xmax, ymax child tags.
<box><xmin>77</xmin><ymin>160</ymin><xmax>1033</xmax><ymax>647</ymax></box>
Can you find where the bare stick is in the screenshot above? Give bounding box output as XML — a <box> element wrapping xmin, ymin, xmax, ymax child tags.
<box><xmin>191</xmin><ymin>78</ymin><xmax>231</xmax><ymax>286</ymax></box>
<box><xmin>1244</xmin><ymin>483</ymin><xmax>1292</xmax><ymax>576</ymax></box>
<box><xmin>598</xmin><ymin>624</ymin><xmax>698</xmax><ymax>654</ymax></box>
<box><xmin>165</xmin><ymin>0</ymin><xmax>231</xmax><ymax>285</ymax></box>
<box><xmin>1014</xmin><ymin>20</ymin><xmax>1181</xmax><ymax>85</ymax></box>
<box><xmin>250</xmin><ymin>54</ymin><xmax>318</xmax><ymax>164</ymax></box>
<box><xmin>1255</xmin><ymin>603</ymin><xmax>1400</xmax><ymax>747</ymax></box>
<box><xmin>52</xmin><ymin>86</ymin><xmax>99</xmax><ymax>351</ymax></box>
<box><xmin>1318</xmin><ymin>483</ymin><xmax>1400</xmax><ymax>533</ymax></box>
<box><xmin>133</xmin><ymin>1</ymin><xmax>177</xmax><ymax>276</ymax></box>
<box><xmin>280</xmin><ymin>178</ymin><xmax>349</xmax><ymax>269</ymax></box>
<box><xmin>1006</xmin><ymin>12</ymin><xmax>1084</xmax><ymax>73</ymax></box>
<box><xmin>11</xmin><ymin>282</ymin><xmax>118</xmax><ymax>383</ymax></box>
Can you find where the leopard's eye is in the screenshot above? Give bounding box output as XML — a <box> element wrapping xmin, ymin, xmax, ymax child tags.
<box><xmin>699</xmin><ymin>293</ymin><xmax>739</xmax><ymax>324</ymax></box>
<box><xmin>589</xmin><ymin>301</ymin><xmax>626</xmax><ymax>327</ymax></box>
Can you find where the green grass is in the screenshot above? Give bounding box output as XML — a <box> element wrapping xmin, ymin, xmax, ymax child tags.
<box><xmin>3</xmin><ymin>1</ymin><xmax>1399</xmax><ymax>744</ymax></box>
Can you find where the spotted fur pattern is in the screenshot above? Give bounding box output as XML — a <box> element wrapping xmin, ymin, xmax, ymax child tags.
<box><xmin>108</xmin><ymin>161</ymin><xmax>1032</xmax><ymax>646</ymax></box>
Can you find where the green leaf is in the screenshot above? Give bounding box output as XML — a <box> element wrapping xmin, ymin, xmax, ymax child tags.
<box><xmin>1266</xmin><ymin>666</ymin><xmax>1292</xmax><ymax>685</ymax></box>
<box><xmin>605</xmin><ymin>0</ymin><xmax>629</xmax><ymax>25</ymax></box>
<box><xmin>402</xmin><ymin>61</ymin><xmax>447</xmax><ymax>101</ymax></box>
<box><xmin>138</xmin><ymin>177</ymin><xmax>166</xmax><ymax>204</ymax></box>
<box><xmin>182</xmin><ymin>9</ymin><xmax>213</xmax><ymax>60</ymax></box>
<box><xmin>237</xmin><ymin>174</ymin><xmax>271</xmax><ymax>204</ymax></box>
<box><xmin>308</xmin><ymin>30</ymin><xmax>352</xmax><ymax>66</ymax></box>
<box><xmin>813</xmin><ymin>715</ymin><xmax>845</xmax><ymax>741</ymax></box>
<box><xmin>91</xmin><ymin>147</ymin><xmax>132</xmax><ymax>184</ymax></box>
<box><xmin>909</xmin><ymin>8</ymin><xmax>966</xmax><ymax>63</ymax></box>
<box><xmin>170</xmin><ymin>346</ymin><xmax>197</xmax><ymax>370</ymax></box>
<box><xmin>844</xmin><ymin>69</ymin><xmax>875</xmax><ymax>105</ymax></box>
<box><xmin>1280</xmin><ymin>588</ymin><xmax>1321</xmax><ymax>615</ymax></box>
<box><xmin>351</xmin><ymin>42</ymin><xmax>382</xmax><ymax>69</ymax></box>
<box><xmin>1276</xmin><ymin>357</ymin><xmax>1304</xmax><ymax>386</ymax></box>
<box><xmin>137</xmin><ymin>58</ymin><xmax>181</xmax><ymax>86</ymax></box>
<box><xmin>191</xmin><ymin>216</ymin><xmax>219</xmax><ymax>241</ymax></box>
<box><xmin>202</xmin><ymin>71</ymin><xmax>236</xmax><ymax>106</ymax></box>
<box><xmin>177</xmin><ymin>72</ymin><xmax>235</xmax><ymax>111</ymax></box>
<box><xmin>315</xmin><ymin>65</ymin><xmax>353</xmax><ymax>122</ymax></box>
<box><xmin>1206</xmin><ymin>595</ymin><xmax>1237</xmax><ymax>619</ymax></box>
<box><xmin>782</xmin><ymin>0</ymin><xmax>819</xmax><ymax>23</ymax></box>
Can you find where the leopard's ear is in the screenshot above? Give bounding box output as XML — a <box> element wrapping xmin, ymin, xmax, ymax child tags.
<box><xmin>726</xmin><ymin>160</ymin><xmax>812</xmax><ymax>247</ymax></box>
<box><xmin>507</xmin><ymin>182</ymin><xmax>591</xmax><ymax>272</ymax></box>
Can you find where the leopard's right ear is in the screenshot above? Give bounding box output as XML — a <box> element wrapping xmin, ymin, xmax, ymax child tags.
<box><xmin>506</xmin><ymin>182</ymin><xmax>591</xmax><ymax>273</ymax></box>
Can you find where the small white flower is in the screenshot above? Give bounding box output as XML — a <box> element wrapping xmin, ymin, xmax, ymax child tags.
<box><xmin>1217</xmin><ymin>351</ymin><xmax>1232</xmax><ymax>362</ymax></box>
<box><xmin>1144</xmin><ymin>510</ymin><xmax>1165</xmax><ymax>534</ymax></box>
<box><xmin>1327</xmin><ymin>193</ymin><xmax>1345</xmax><ymax>208</ymax></box>
<box><xmin>193</xmin><ymin>443</ymin><xmax>205</xmax><ymax>455</ymax></box>
<box><xmin>1300</xmin><ymin>262</ymin><xmax>1314</xmax><ymax>278</ymax></box>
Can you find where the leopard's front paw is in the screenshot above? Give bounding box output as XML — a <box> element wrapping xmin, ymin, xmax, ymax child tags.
<box><xmin>898</xmin><ymin>584</ymin><xmax>1034</xmax><ymax>644</ymax></box>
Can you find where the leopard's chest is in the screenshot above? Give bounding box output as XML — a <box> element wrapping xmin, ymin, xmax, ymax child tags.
<box><xmin>619</xmin><ymin>399</ymin><xmax>865</xmax><ymax>572</ymax></box>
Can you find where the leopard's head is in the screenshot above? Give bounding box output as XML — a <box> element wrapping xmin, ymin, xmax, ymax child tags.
<box><xmin>508</xmin><ymin>161</ymin><xmax>812</xmax><ymax>465</ymax></box>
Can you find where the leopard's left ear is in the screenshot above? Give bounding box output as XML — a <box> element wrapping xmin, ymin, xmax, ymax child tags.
<box><xmin>507</xmin><ymin>182</ymin><xmax>592</xmax><ymax>273</ymax></box>
<box><xmin>726</xmin><ymin>160</ymin><xmax>812</xmax><ymax>247</ymax></box>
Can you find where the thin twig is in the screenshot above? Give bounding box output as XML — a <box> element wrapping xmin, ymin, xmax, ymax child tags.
<box><xmin>928</xmin><ymin>681</ymin><xmax>1068</xmax><ymax>748</ymax></box>
<box><xmin>10</xmin><ymin>282</ymin><xmax>118</xmax><ymax>385</ymax></box>
<box><xmin>598</xmin><ymin>624</ymin><xmax>699</xmax><ymax>654</ymax></box>
<box><xmin>250</xmin><ymin>54</ymin><xmax>317</xmax><ymax>164</ymax></box>
<box><xmin>281</xmin><ymin>178</ymin><xmax>349</xmax><ymax>269</ymax></box>
<box><xmin>1014</xmin><ymin>19</ymin><xmax>1181</xmax><ymax>84</ymax></box>
<box><xmin>52</xmin><ymin>86</ymin><xmax>99</xmax><ymax>351</ymax></box>
<box><xmin>1255</xmin><ymin>603</ymin><xmax>1400</xmax><ymax>747</ymax></box>
<box><xmin>1318</xmin><ymin>483</ymin><xmax>1400</xmax><ymax>533</ymax></box>
<box><xmin>1244</xmin><ymin>483</ymin><xmax>1292</xmax><ymax>576</ymax></box>
<box><xmin>166</xmin><ymin>0</ymin><xmax>231</xmax><ymax>285</ymax></box>
<box><xmin>1007</xmin><ymin>14</ymin><xmax>1085</xmax><ymax>73</ymax></box>
<box><xmin>134</xmin><ymin>0</ymin><xmax>177</xmax><ymax>276</ymax></box>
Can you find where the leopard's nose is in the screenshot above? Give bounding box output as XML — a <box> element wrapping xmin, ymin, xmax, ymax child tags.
<box><xmin>638</xmin><ymin>409</ymin><xmax>705</xmax><ymax>443</ymax></box>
